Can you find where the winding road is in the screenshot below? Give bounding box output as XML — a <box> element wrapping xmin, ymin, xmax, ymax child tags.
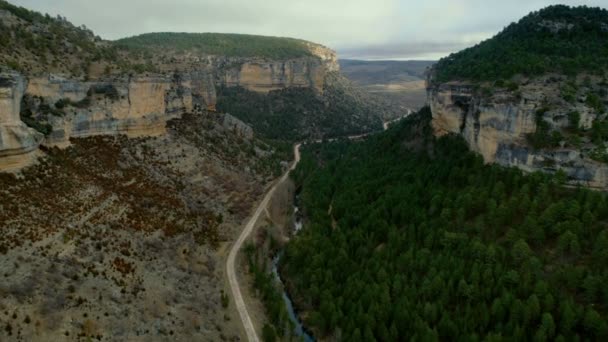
<box><xmin>226</xmin><ymin>111</ymin><xmax>411</xmax><ymax>341</ymax></box>
<box><xmin>226</xmin><ymin>144</ymin><xmax>301</xmax><ymax>342</ymax></box>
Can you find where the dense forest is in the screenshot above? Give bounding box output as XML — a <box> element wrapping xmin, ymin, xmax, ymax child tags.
<box><xmin>433</xmin><ymin>5</ymin><xmax>608</xmax><ymax>82</ymax></box>
<box><xmin>216</xmin><ymin>74</ymin><xmax>383</xmax><ymax>141</ymax></box>
<box><xmin>282</xmin><ymin>108</ymin><xmax>608</xmax><ymax>340</ymax></box>
<box><xmin>115</xmin><ymin>32</ymin><xmax>314</xmax><ymax>59</ymax></box>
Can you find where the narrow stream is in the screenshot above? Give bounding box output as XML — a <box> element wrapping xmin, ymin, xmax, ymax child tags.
<box><xmin>272</xmin><ymin>195</ymin><xmax>315</xmax><ymax>341</ymax></box>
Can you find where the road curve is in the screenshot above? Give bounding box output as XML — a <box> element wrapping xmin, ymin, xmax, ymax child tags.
<box><xmin>226</xmin><ymin>144</ymin><xmax>301</xmax><ymax>342</ymax></box>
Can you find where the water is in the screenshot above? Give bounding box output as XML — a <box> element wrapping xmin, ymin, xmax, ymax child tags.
<box><xmin>293</xmin><ymin>205</ymin><xmax>303</xmax><ymax>233</ymax></box>
<box><xmin>272</xmin><ymin>254</ymin><xmax>315</xmax><ymax>342</ymax></box>
<box><xmin>270</xmin><ymin>194</ymin><xmax>315</xmax><ymax>341</ymax></box>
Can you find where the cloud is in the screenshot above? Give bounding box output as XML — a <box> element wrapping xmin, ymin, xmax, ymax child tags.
<box><xmin>9</xmin><ymin>0</ymin><xmax>608</xmax><ymax>60</ymax></box>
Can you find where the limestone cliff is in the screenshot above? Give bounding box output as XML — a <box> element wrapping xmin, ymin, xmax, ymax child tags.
<box><xmin>0</xmin><ymin>71</ymin><xmax>42</xmax><ymax>170</ymax></box>
<box><xmin>428</xmin><ymin>75</ymin><xmax>608</xmax><ymax>189</ymax></box>
<box><xmin>25</xmin><ymin>74</ymin><xmax>194</xmax><ymax>147</ymax></box>
<box><xmin>0</xmin><ymin>42</ymin><xmax>339</xmax><ymax>170</ymax></box>
<box><xmin>0</xmin><ymin>3</ymin><xmax>349</xmax><ymax>171</ymax></box>
<box><xmin>220</xmin><ymin>57</ymin><xmax>328</xmax><ymax>93</ymax></box>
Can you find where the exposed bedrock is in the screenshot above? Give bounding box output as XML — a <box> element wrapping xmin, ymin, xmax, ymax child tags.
<box><xmin>429</xmin><ymin>78</ymin><xmax>608</xmax><ymax>190</ymax></box>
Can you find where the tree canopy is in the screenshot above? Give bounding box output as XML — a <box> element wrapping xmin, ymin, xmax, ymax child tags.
<box><xmin>115</xmin><ymin>32</ymin><xmax>315</xmax><ymax>59</ymax></box>
<box><xmin>433</xmin><ymin>5</ymin><xmax>608</xmax><ymax>82</ymax></box>
<box><xmin>283</xmin><ymin>107</ymin><xmax>608</xmax><ymax>340</ymax></box>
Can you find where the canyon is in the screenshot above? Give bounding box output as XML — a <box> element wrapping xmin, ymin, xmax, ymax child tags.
<box><xmin>0</xmin><ymin>46</ymin><xmax>338</xmax><ymax>170</ymax></box>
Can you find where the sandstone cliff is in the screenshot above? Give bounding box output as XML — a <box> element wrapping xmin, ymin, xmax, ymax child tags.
<box><xmin>428</xmin><ymin>74</ymin><xmax>608</xmax><ymax>189</ymax></box>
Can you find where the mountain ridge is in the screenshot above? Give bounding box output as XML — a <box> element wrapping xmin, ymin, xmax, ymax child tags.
<box><xmin>432</xmin><ymin>5</ymin><xmax>608</xmax><ymax>83</ymax></box>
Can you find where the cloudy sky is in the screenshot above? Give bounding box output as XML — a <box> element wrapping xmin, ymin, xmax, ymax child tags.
<box><xmin>10</xmin><ymin>0</ymin><xmax>608</xmax><ymax>60</ymax></box>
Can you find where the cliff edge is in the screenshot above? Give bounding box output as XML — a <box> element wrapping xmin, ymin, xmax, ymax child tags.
<box><xmin>428</xmin><ymin>5</ymin><xmax>608</xmax><ymax>189</ymax></box>
<box><xmin>0</xmin><ymin>3</ymin><xmax>367</xmax><ymax>172</ymax></box>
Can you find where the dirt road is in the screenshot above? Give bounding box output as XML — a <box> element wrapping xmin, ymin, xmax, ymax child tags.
<box><xmin>227</xmin><ymin>112</ymin><xmax>414</xmax><ymax>341</ymax></box>
<box><xmin>226</xmin><ymin>144</ymin><xmax>301</xmax><ymax>342</ymax></box>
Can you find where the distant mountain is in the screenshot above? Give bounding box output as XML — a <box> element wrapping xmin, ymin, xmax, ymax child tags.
<box><xmin>339</xmin><ymin>59</ymin><xmax>436</xmax><ymax>112</ymax></box>
<box><xmin>340</xmin><ymin>59</ymin><xmax>435</xmax><ymax>85</ymax></box>
<box><xmin>434</xmin><ymin>5</ymin><xmax>608</xmax><ymax>82</ymax></box>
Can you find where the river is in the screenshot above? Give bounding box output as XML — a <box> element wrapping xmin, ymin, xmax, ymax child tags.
<box><xmin>272</xmin><ymin>195</ymin><xmax>315</xmax><ymax>341</ymax></box>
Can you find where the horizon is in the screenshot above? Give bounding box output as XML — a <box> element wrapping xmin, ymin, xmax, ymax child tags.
<box><xmin>8</xmin><ymin>0</ymin><xmax>608</xmax><ymax>61</ymax></box>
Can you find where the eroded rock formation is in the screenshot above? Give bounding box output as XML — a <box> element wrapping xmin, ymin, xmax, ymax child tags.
<box><xmin>0</xmin><ymin>71</ymin><xmax>43</xmax><ymax>170</ymax></box>
<box><xmin>0</xmin><ymin>44</ymin><xmax>338</xmax><ymax>171</ymax></box>
<box><xmin>428</xmin><ymin>75</ymin><xmax>608</xmax><ymax>189</ymax></box>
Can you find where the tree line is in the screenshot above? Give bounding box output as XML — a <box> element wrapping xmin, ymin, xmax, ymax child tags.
<box><xmin>282</xmin><ymin>107</ymin><xmax>608</xmax><ymax>340</ymax></box>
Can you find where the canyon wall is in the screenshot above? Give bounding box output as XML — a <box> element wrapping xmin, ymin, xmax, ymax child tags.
<box><xmin>220</xmin><ymin>57</ymin><xmax>332</xmax><ymax>93</ymax></box>
<box><xmin>0</xmin><ymin>45</ymin><xmax>338</xmax><ymax>170</ymax></box>
<box><xmin>26</xmin><ymin>74</ymin><xmax>194</xmax><ymax>147</ymax></box>
<box><xmin>0</xmin><ymin>71</ymin><xmax>43</xmax><ymax>170</ymax></box>
<box><xmin>428</xmin><ymin>76</ymin><xmax>608</xmax><ymax>189</ymax></box>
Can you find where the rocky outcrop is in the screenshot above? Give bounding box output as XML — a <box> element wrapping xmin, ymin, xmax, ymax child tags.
<box><xmin>222</xmin><ymin>113</ymin><xmax>253</xmax><ymax>139</ymax></box>
<box><xmin>26</xmin><ymin>74</ymin><xmax>194</xmax><ymax>147</ymax></box>
<box><xmin>220</xmin><ymin>57</ymin><xmax>330</xmax><ymax>93</ymax></box>
<box><xmin>0</xmin><ymin>42</ymin><xmax>339</xmax><ymax>171</ymax></box>
<box><xmin>428</xmin><ymin>76</ymin><xmax>608</xmax><ymax>190</ymax></box>
<box><xmin>0</xmin><ymin>71</ymin><xmax>43</xmax><ymax>170</ymax></box>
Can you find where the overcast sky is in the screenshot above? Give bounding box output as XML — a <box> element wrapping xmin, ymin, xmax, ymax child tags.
<box><xmin>10</xmin><ymin>0</ymin><xmax>608</xmax><ymax>60</ymax></box>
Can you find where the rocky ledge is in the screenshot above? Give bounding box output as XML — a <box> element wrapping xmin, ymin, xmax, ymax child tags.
<box><xmin>0</xmin><ymin>44</ymin><xmax>338</xmax><ymax>171</ymax></box>
<box><xmin>0</xmin><ymin>71</ymin><xmax>43</xmax><ymax>170</ymax></box>
<box><xmin>428</xmin><ymin>75</ymin><xmax>608</xmax><ymax>190</ymax></box>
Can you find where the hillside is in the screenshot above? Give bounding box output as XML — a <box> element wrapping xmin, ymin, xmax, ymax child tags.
<box><xmin>429</xmin><ymin>5</ymin><xmax>608</xmax><ymax>190</ymax></box>
<box><xmin>0</xmin><ymin>0</ymin><xmax>385</xmax><ymax>340</ymax></box>
<box><xmin>216</xmin><ymin>72</ymin><xmax>383</xmax><ymax>140</ymax></box>
<box><xmin>0</xmin><ymin>0</ymin><xmax>380</xmax><ymax>152</ymax></box>
<box><xmin>433</xmin><ymin>5</ymin><xmax>608</xmax><ymax>82</ymax></box>
<box><xmin>340</xmin><ymin>59</ymin><xmax>434</xmax><ymax>83</ymax></box>
<box><xmin>115</xmin><ymin>32</ymin><xmax>315</xmax><ymax>59</ymax></box>
<box><xmin>340</xmin><ymin>59</ymin><xmax>435</xmax><ymax>113</ymax></box>
<box><xmin>0</xmin><ymin>0</ymin><xmax>120</xmax><ymax>76</ymax></box>
<box><xmin>283</xmin><ymin>108</ymin><xmax>608</xmax><ymax>340</ymax></box>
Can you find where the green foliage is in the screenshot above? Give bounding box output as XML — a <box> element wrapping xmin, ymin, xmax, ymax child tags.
<box><xmin>589</xmin><ymin>145</ymin><xmax>608</xmax><ymax>163</ymax></box>
<box><xmin>283</xmin><ymin>107</ymin><xmax>608</xmax><ymax>340</ymax></box>
<box><xmin>0</xmin><ymin>0</ymin><xmax>122</xmax><ymax>76</ymax></box>
<box><xmin>0</xmin><ymin>0</ymin><xmax>48</xmax><ymax>23</ymax></box>
<box><xmin>20</xmin><ymin>108</ymin><xmax>51</xmax><ymax>135</ymax></box>
<box><xmin>561</xmin><ymin>81</ymin><xmax>579</xmax><ymax>103</ymax></box>
<box><xmin>262</xmin><ymin>324</ymin><xmax>277</xmax><ymax>342</ymax></box>
<box><xmin>216</xmin><ymin>82</ymin><xmax>381</xmax><ymax>141</ymax></box>
<box><xmin>115</xmin><ymin>32</ymin><xmax>314</xmax><ymax>59</ymax></box>
<box><xmin>220</xmin><ymin>290</ymin><xmax>229</xmax><ymax>309</ymax></box>
<box><xmin>591</xmin><ymin>119</ymin><xmax>608</xmax><ymax>144</ymax></box>
<box><xmin>567</xmin><ymin>111</ymin><xmax>581</xmax><ymax>131</ymax></box>
<box><xmin>244</xmin><ymin>243</ymin><xmax>293</xmax><ymax>337</ymax></box>
<box><xmin>586</xmin><ymin>92</ymin><xmax>606</xmax><ymax>114</ymax></box>
<box><xmin>527</xmin><ymin>108</ymin><xmax>559</xmax><ymax>149</ymax></box>
<box><xmin>434</xmin><ymin>5</ymin><xmax>608</xmax><ymax>82</ymax></box>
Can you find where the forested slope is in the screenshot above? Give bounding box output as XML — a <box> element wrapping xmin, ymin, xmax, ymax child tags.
<box><xmin>115</xmin><ymin>32</ymin><xmax>313</xmax><ymax>59</ymax></box>
<box><xmin>283</xmin><ymin>108</ymin><xmax>608</xmax><ymax>340</ymax></box>
<box><xmin>433</xmin><ymin>5</ymin><xmax>608</xmax><ymax>82</ymax></box>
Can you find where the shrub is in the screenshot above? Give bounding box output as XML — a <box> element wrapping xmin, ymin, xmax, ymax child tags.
<box><xmin>568</xmin><ymin>111</ymin><xmax>581</xmax><ymax>131</ymax></box>
<box><xmin>587</xmin><ymin>93</ymin><xmax>606</xmax><ymax>114</ymax></box>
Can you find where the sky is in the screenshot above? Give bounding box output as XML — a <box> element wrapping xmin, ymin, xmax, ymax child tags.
<box><xmin>9</xmin><ymin>0</ymin><xmax>608</xmax><ymax>60</ymax></box>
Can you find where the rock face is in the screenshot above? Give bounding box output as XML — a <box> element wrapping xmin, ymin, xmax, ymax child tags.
<box><xmin>0</xmin><ymin>71</ymin><xmax>43</xmax><ymax>170</ymax></box>
<box><xmin>222</xmin><ymin>113</ymin><xmax>253</xmax><ymax>139</ymax></box>
<box><xmin>220</xmin><ymin>57</ymin><xmax>330</xmax><ymax>93</ymax></box>
<box><xmin>428</xmin><ymin>76</ymin><xmax>608</xmax><ymax>190</ymax></box>
<box><xmin>0</xmin><ymin>44</ymin><xmax>338</xmax><ymax>171</ymax></box>
<box><xmin>26</xmin><ymin>74</ymin><xmax>194</xmax><ymax>147</ymax></box>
